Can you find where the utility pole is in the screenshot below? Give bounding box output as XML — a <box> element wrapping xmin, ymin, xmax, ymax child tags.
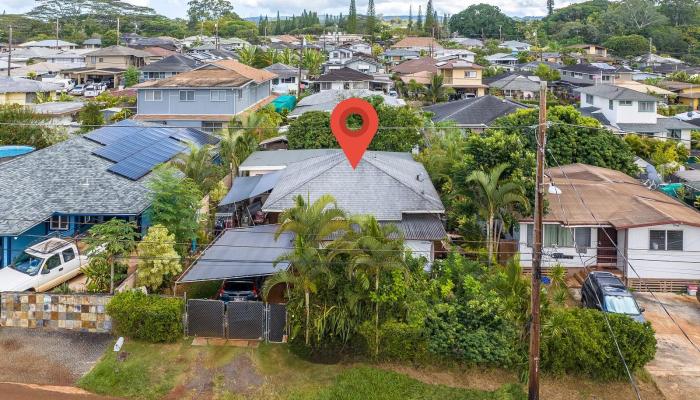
<box><xmin>215</xmin><ymin>22</ymin><xmax>220</xmax><ymax>50</ymax></box>
<box><xmin>117</xmin><ymin>18</ymin><xmax>120</xmax><ymax>46</ymax></box>
<box><xmin>7</xmin><ymin>26</ymin><xmax>12</xmax><ymax>77</ymax></box>
<box><xmin>528</xmin><ymin>80</ymin><xmax>547</xmax><ymax>400</ymax></box>
<box><xmin>56</xmin><ymin>18</ymin><xmax>60</xmax><ymax>49</ymax></box>
<box><xmin>297</xmin><ymin>37</ymin><xmax>305</xmax><ymax>98</ymax></box>
<box><xmin>499</xmin><ymin>25</ymin><xmax>502</xmax><ymax>42</ymax></box>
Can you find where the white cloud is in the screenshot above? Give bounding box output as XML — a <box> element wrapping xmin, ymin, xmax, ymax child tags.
<box><xmin>3</xmin><ymin>0</ymin><xmax>589</xmax><ymax>20</ymax></box>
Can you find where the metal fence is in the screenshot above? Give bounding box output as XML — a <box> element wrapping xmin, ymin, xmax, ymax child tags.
<box><xmin>186</xmin><ymin>299</ymin><xmax>286</xmax><ymax>342</ymax></box>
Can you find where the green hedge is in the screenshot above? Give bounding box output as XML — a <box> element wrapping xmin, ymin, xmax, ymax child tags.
<box><xmin>541</xmin><ymin>308</ymin><xmax>657</xmax><ymax>380</ymax></box>
<box><xmin>106</xmin><ymin>291</ymin><xmax>184</xmax><ymax>343</ymax></box>
<box><xmin>358</xmin><ymin>320</ymin><xmax>429</xmax><ymax>361</ymax></box>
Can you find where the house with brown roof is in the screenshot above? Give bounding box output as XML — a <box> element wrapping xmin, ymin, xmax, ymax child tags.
<box><xmin>65</xmin><ymin>45</ymin><xmax>152</xmax><ymax>87</ymax></box>
<box><xmin>391</xmin><ymin>57</ymin><xmax>438</xmax><ymax>85</ymax></box>
<box><xmin>518</xmin><ymin>163</ymin><xmax>700</xmax><ymax>290</ymax></box>
<box><xmin>436</xmin><ymin>60</ymin><xmax>487</xmax><ymax>97</ymax></box>
<box><xmin>133</xmin><ymin>60</ymin><xmax>277</xmax><ymax>132</ymax></box>
<box><xmin>391</xmin><ymin>36</ymin><xmax>443</xmax><ymax>55</ymax></box>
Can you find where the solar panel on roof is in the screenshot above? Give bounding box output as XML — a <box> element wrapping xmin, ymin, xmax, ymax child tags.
<box><xmin>84</xmin><ymin>120</ymin><xmax>143</xmax><ymax>145</ymax></box>
<box><xmin>107</xmin><ymin>140</ymin><xmax>187</xmax><ymax>180</ymax></box>
<box><xmin>169</xmin><ymin>127</ymin><xmax>220</xmax><ymax>146</ymax></box>
<box><xmin>93</xmin><ymin>128</ymin><xmax>168</xmax><ymax>162</ymax></box>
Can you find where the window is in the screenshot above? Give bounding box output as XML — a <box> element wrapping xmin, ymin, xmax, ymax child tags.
<box><xmin>669</xmin><ymin>129</ymin><xmax>681</xmax><ymax>139</ymax></box>
<box><xmin>464</xmin><ymin>71</ymin><xmax>477</xmax><ymax>78</ymax></box>
<box><xmin>44</xmin><ymin>255</ymin><xmax>62</xmax><ymax>271</ymax></box>
<box><xmin>619</xmin><ymin>100</ymin><xmax>632</xmax><ymax>106</ymax></box>
<box><xmin>99</xmin><ymin>57</ymin><xmax>104</xmax><ymax>63</ymax></box>
<box><xmin>585</xmin><ymin>94</ymin><xmax>593</xmax><ymax>104</ymax></box>
<box><xmin>638</xmin><ymin>101</ymin><xmax>655</xmax><ymax>112</ymax></box>
<box><xmin>49</xmin><ymin>215</ymin><xmax>69</xmax><ymax>231</ymax></box>
<box><xmin>649</xmin><ymin>230</ymin><xmax>683</xmax><ymax>251</ymax></box>
<box><xmin>602</xmin><ymin>75</ymin><xmax>611</xmax><ymax>81</ymax></box>
<box><xmin>282</xmin><ymin>77</ymin><xmax>295</xmax><ymax>83</ymax></box>
<box><xmin>210</xmin><ymin>90</ymin><xmax>226</xmax><ymax>102</ymax></box>
<box><xmin>589</xmin><ymin>74</ymin><xmax>594</xmax><ymax>80</ymax></box>
<box><xmin>61</xmin><ymin>248</ymin><xmax>76</xmax><ymax>263</ymax></box>
<box><xmin>320</xmin><ymin>82</ymin><xmax>332</xmax><ymax>90</ymax></box>
<box><xmin>179</xmin><ymin>90</ymin><xmax>195</xmax><ymax>101</ymax></box>
<box><xmin>144</xmin><ymin>90</ymin><xmax>162</xmax><ymax>101</ymax></box>
<box><xmin>90</xmin><ymin>56</ymin><xmax>97</xmax><ymax>64</ymax></box>
<box><xmin>237</xmin><ymin>89</ymin><xmax>243</xmax><ymax>99</ymax></box>
<box><xmin>609</xmin><ymin>100</ymin><xmax>614</xmax><ymax>110</ymax></box>
<box><xmin>201</xmin><ymin>121</ymin><xmax>223</xmax><ymax>133</ymax></box>
<box><xmin>526</xmin><ymin>225</ymin><xmax>591</xmax><ymax>248</ymax></box>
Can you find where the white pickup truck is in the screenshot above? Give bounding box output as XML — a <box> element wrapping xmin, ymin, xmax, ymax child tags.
<box><xmin>0</xmin><ymin>238</ymin><xmax>88</xmax><ymax>292</ymax></box>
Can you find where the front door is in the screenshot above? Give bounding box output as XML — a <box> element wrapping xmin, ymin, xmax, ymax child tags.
<box><xmin>596</xmin><ymin>228</ymin><xmax>617</xmax><ymax>266</ymax></box>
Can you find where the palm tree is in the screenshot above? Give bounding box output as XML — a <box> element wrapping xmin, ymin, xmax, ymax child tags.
<box><xmin>465</xmin><ymin>163</ymin><xmax>529</xmax><ymax>264</ymax></box>
<box><xmin>407</xmin><ymin>79</ymin><xmax>425</xmax><ymax>100</ymax></box>
<box><xmin>330</xmin><ymin>216</ymin><xmax>406</xmax><ymax>357</ymax></box>
<box><xmin>301</xmin><ymin>48</ymin><xmax>324</xmax><ymax>77</ymax></box>
<box><xmin>425</xmin><ymin>73</ymin><xmax>452</xmax><ymax>103</ymax></box>
<box><xmin>237</xmin><ymin>46</ymin><xmax>258</xmax><ymax>66</ymax></box>
<box><xmin>218</xmin><ymin>130</ymin><xmax>258</xmax><ymax>178</ymax></box>
<box><xmin>279</xmin><ymin>48</ymin><xmax>298</xmax><ymax>66</ymax></box>
<box><xmin>230</xmin><ymin>109</ymin><xmax>279</xmax><ymax>141</ymax></box>
<box><xmin>260</xmin><ymin>48</ymin><xmax>279</xmax><ymax>67</ymax></box>
<box><xmin>171</xmin><ymin>144</ymin><xmax>219</xmax><ymax>193</ymax></box>
<box><xmin>263</xmin><ymin>194</ymin><xmax>349</xmax><ymax>345</ymax></box>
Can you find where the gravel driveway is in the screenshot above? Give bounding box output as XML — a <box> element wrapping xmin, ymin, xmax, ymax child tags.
<box><xmin>637</xmin><ymin>293</ymin><xmax>700</xmax><ymax>400</ymax></box>
<box><xmin>0</xmin><ymin>327</ymin><xmax>112</xmax><ymax>386</ymax></box>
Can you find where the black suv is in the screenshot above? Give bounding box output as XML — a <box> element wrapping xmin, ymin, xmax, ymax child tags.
<box><xmin>217</xmin><ymin>279</ymin><xmax>259</xmax><ymax>302</ymax></box>
<box><xmin>581</xmin><ymin>271</ymin><xmax>645</xmax><ymax>322</ymax></box>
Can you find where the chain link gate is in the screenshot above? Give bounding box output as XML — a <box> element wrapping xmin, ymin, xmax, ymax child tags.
<box><xmin>186</xmin><ymin>299</ymin><xmax>226</xmax><ymax>338</ymax></box>
<box><xmin>226</xmin><ymin>301</ymin><xmax>265</xmax><ymax>340</ymax></box>
<box><xmin>186</xmin><ymin>299</ymin><xmax>286</xmax><ymax>341</ymax></box>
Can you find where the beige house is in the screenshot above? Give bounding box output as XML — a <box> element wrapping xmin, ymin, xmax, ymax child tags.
<box><xmin>567</xmin><ymin>44</ymin><xmax>610</xmax><ymax>61</ymax></box>
<box><xmin>66</xmin><ymin>45</ymin><xmax>151</xmax><ymax>87</ymax></box>
<box><xmin>437</xmin><ymin>60</ymin><xmax>487</xmax><ymax>97</ymax></box>
<box><xmin>0</xmin><ymin>77</ymin><xmax>59</xmax><ymax>105</ymax></box>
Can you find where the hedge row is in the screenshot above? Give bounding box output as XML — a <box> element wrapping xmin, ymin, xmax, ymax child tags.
<box><xmin>106</xmin><ymin>290</ymin><xmax>184</xmax><ymax>343</ymax></box>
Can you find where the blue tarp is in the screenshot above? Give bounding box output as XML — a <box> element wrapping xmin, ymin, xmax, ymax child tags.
<box><xmin>272</xmin><ymin>95</ymin><xmax>297</xmax><ymax>113</ymax></box>
<box><xmin>219</xmin><ymin>171</ymin><xmax>282</xmax><ymax>206</ymax></box>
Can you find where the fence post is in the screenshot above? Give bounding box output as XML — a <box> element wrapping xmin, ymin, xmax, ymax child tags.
<box><xmin>183</xmin><ymin>292</ymin><xmax>188</xmax><ymax>337</ymax></box>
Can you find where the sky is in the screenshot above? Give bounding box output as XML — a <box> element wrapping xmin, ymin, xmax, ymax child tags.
<box><xmin>3</xmin><ymin>0</ymin><xmax>585</xmax><ymax>20</ymax></box>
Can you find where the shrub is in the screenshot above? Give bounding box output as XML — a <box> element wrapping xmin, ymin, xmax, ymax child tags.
<box><xmin>107</xmin><ymin>291</ymin><xmax>184</xmax><ymax>343</ymax></box>
<box><xmin>541</xmin><ymin>308</ymin><xmax>656</xmax><ymax>380</ymax></box>
<box><xmin>358</xmin><ymin>320</ymin><xmax>428</xmax><ymax>361</ymax></box>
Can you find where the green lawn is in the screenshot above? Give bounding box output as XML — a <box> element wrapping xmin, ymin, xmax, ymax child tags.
<box><xmin>79</xmin><ymin>340</ymin><xmax>525</xmax><ymax>400</ymax></box>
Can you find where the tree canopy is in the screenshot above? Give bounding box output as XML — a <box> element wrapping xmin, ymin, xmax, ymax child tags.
<box><xmin>448</xmin><ymin>4</ymin><xmax>516</xmax><ymax>38</ymax></box>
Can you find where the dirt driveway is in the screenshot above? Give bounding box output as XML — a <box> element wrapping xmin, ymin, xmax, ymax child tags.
<box><xmin>0</xmin><ymin>327</ymin><xmax>112</xmax><ymax>386</ymax></box>
<box><xmin>637</xmin><ymin>293</ymin><xmax>700</xmax><ymax>400</ymax></box>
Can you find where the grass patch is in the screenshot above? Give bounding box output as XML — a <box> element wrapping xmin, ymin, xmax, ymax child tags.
<box><xmin>78</xmin><ymin>340</ymin><xmax>193</xmax><ymax>400</ymax></box>
<box><xmin>299</xmin><ymin>367</ymin><xmax>525</xmax><ymax>400</ymax></box>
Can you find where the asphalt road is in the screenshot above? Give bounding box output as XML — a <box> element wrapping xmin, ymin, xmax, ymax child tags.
<box><xmin>0</xmin><ymin>383</ymin><xmax>117</xmax><ymax>400</ymax></box>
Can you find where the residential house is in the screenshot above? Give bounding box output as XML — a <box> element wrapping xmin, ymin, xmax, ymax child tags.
<box><xmin>660</xmin><ymin>81</ymin><xmax>700</xmax><ymax>110</ymax></box>
<box><xmin>324</xmin><ymin>56</ymin><xmax>384</xmax><ymax>74</ymax></box>
<box><xmin>66</xmin><ymin>45</ymin><xmax>152</xmax><ymax>87</ymax></box>
<box><xmin>518</xmin><ymin>163</ymin><xmax>700</xmax><ymax>291</ymax></box>
<box><xmin>19</xmin><ymin>40</ymin><xmax>78</xmax><ymax>50</ymax></box>
<box><xmin>391</xmin><ymin>57</ymin><xmax>437</xmax><ymax>85</ymax></box>
<box><xmin>327</xmin><ymin>47</ymin><xmax>354</xmax><ymax>65</ymax></box>
<box><xmin>539</xmin><ymin>52</ymin><xmax>562</xmax><ymax>64</ymax></box>
<box><xmin>559</xmin><ymin>63</ymin><xmax>634</xmax><ymax>86</ymax></box>
<box><xmin>264</xmin><ymin>63</ymin><xmax>306</xmax><ymax>94</ymax></box>
<box><xmin>636</xmin><ymin>53</ymin><xmax>683</xmax><ymax>70</ymax></box>
<box><xmin>437</xmin><ymin>49</ymin><xmax>476</xmax><ymax>63</ymax></box>
<box><xmin>134</xmin><ymin>60</ymin><xmax>276</xmax><ymax>132</ymax></box>
<box><xmin>576</xmin><ymin>84</ymin><xmax>696</xmax><ymax>147</ymax></box>
<box><xmin>28</xmin><ymin>102</ymin><xmax>84</xmax><ymax>133</ymax></box>
<box><xmin>485</xmin><ymin>53</ymin><xmax>519</xmax><ymax>71</ymax></box>
<box><xmin>142</xmin><ymin>47</ymin><xmax>177</xmax><ymax>62</ymax></box>
<box><xmin>218</xmin><ymin>37</ymin><xmax>251</xmax><ymax>51</ymax></box>
<box><xmin>0</xmin><ymin>120</ymin><xmax>219</xmax><ymax>267</ymax></box>
<box><xmin>214</xmin><ymin>150</ymin><xmax>446</xmax><ymax>262</ymax></box>
<box><xmin>487</xmin><ymin>73</ymin><xmax>541</xmax><ymax>99</ymax></box>
<box><xmin>613</xmin><ymin>80</ymin><xmax>674</xmax><ymax>98</ymax></box>
<box><xmin>9</xmin><ymin>62</ymin><xmax>82</xmax><ymax>79</ymax></box>
<box><xmin>567</xmin><ymin>44</ymin><xmax>609</xmax><ymax>61</ymax></box>
<box><xmin>391</xmin><ymin>37</ymin><xmax>443</xmax><ymax>55</ymax></box>
<box><xmin>318</xmin><ymin>32</ymin><xmax>364</xmax><ymax>44</ymax></box>
<box><xmin>289</xmin><ymin>89</ymin><xmax>405</xmax><ymax>118</ymax></box>
<box><xmin>82</xmin><ymin>38</ymin><xmax>102</xmax><ymax>49</ymax></box>
<box><xmin>518</xmin><ymin>61</ymin><xmax>562</xmax><ymax>73</ymax></box>
<box><xmin>269</xmin><ymin>35</ymin><xmax>301</xmax><ymax>45</ymax></box>
<box><xmin>423</xmin><ymin>95</ymin><xmax>528</xmax><ymax>131</ymax></box>
<box><xmin>500</xmin><ymin>40</ymin><xmax>531</xmax><ymax>52</ymax></box>
<box><xmin>187</xmin><ymin>49</ymin><xmax>239</xmax><ymax>63</ymax></box>
<box><xmin>139</xmin><ymin>54</ymin><xmax>200</xmax><ymax>82</ymax></box>
<box><xmin>344</xmin><ymin>42</ymin><xmax>373</xmax><ymax>56</ymax></box>
<box><xmin>381</xmin><ymin>49</ymin><xmax>420</xmax><ymax>65</ymax></box>
<box><xmin>124</xmin><ymin>36</ymin><xmax>178</xmax><ymax>52</ymax></box>
<box><xmin>0</xmin><ymin>77</ymin><xmax>60</xmax><ymax>105</ymax></box>
<box><xmin>436</xmin><ymin>60</ymin><xmax>487</xmax><ymax>98</ymax></box>
<box><xmin>448</xmin><ymin>37</ymin><xmax>484</xmax><ymax>49</ymax></box>
<box><xmin>309</xmin><ymin>67</ymin><xmax>389</xmax><ymax>92</ymax></box>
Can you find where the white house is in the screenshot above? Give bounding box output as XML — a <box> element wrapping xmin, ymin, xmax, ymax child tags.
<box><xmin>518</xmin><ymin>164</ymin><xmax>700</xmax><ymax>291</ymax></box>
<box><xmin>436</xmin><ymin>49</ymin><xmax>476</xmax><ymax>63</ymax></box>
<box><xmin>500</xmin><ymin>40</ymin><xmax>531</xmax><ymax>52</ymax></box>
<box><xmin>576</xmin><ymin>84</ymin><xmax>696</xmax><ymax>148</ymax></box>
<box><xmin>485</xmin><ymin>53</ymin><xmax>519</xmax><ymax>71</ymax></box>
<box><xmin>328</xmin><ymin>48</ymin><xmax>354</xmax><ymax>65</ymax></box>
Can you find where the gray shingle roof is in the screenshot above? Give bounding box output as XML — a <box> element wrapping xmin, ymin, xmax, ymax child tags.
<box><xmin>0</xmin><ymin>137</ymin><xmax>153</xmax><ymax>235</ymax></box>
<box><xmin>423</xmin><ymin>95</ymin><xmax>528</xmax><ymax>126</ymax></box>
<box><xmin>575</xmin><ymin>85</ymin><xmax>659</xmax><ymax>101</ymax></box>
<box><xmin>140</xmin><ymin>54</ymin><xmax>200</xmax><ymax>73</ymax></box>
<box><xmin>0</xmin><ymin>77</ymin><xmax>61</xmax><ymax>94</ymax></box>
<box><xmin>312</xmin><ymin>67</ymin><xmax>373</xmax><ymax>82</ymax></box>
<box><xmin>617</xmin><ymin>117</ymin><xmax>697</xmax><ymax>133</ymax></box>
<box><xmin>488</xmin><ymin>74</ymin><xmax>541</xmax><ymax>92</ymax></box>
<box><xmin>262</xmin><ymin>151</ymin><xmax>444</xmax><ymax>220</ymax></box>
<box><xmin>289</xmin><ymin>89</ymin><xmax>405</xmax><ymax>117</ymax></box>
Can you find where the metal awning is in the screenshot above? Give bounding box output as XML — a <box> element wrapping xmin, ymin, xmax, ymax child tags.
<box><xmin>219</xmin><ymin>171</ymin><xmax>282</xmax><ymax>206</ymax></box>
<box><xmin>177</xmin><ymin>224</ymin><xmax>294</xmax><ymax>283</ymax></box>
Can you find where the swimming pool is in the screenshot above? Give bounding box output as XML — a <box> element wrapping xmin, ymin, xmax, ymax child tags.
<box><xmin>0</xmin><ymin>145</ymin><xmax>35</xmax><ymax>159</ymax></box>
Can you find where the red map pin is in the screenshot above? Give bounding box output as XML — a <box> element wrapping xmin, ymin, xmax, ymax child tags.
<box><xmin>330</xmin><ymin>98</ymin><xmax>379</xmax><ymax>169</ymax></box>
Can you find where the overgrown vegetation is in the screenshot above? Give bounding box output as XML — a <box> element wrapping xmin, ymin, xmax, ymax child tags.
<box><xmin>0</xmin><ymin>104</ymin><xmax>67</xmax><ymax>148</ymax></box>
<box><xmin>107</xmin><ymin>290</ymin><xmax>184</xmax><ymax>343</ymax></box>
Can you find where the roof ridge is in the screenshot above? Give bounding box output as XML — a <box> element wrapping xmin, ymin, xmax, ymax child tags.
<box><xmin>440</xmin><ymin>96</ymin><xmax>487</xmax><ymax>121</ymax></box>
<box><xmin>364</xmin><ymin>155</ymin><xmax>444</xmax><ymax>208</ymax></box>
<box><xmin>265</xmin><ymin>153</ymin><xmax>344</xmax><ymax>207</ymax></box>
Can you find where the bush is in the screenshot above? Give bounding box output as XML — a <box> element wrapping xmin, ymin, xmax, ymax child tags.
<box><xmin>107</xmin><ymin>291</ymin><xmax>184</xmax><ymax>343</ymax></box>
<box><xmin>541</xmin><ymin>308</ymin><xmax>656</xmax><ymax>380</ymax></box>
<box><xmin>358</xmin><ymin>320</ymin><xmax>428</xmax><ymax>361</ymax></box>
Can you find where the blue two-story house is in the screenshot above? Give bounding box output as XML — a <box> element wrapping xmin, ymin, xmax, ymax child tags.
<box><xmin>0</xmin><ymin>120</ymin><xmax>219</xmax><ymax>267</ymax></box>
<box><xmin>134</xmin><ymin>60</ymin><xmax>277</xmax><ymax>133</ymax></box>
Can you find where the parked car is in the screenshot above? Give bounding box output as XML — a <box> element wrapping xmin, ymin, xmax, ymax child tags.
<box><xmin>581</xmin><ymin>271</ymin><xmax>645</xmax><ymax>322</ymax></box>
<box><xmin>84</xmin><ymin>84</ymin><xmax>101</xmax><ymax>97</ymax></box>
<box><xmin>0</xmin><ymin>238</ymin><xmax>88</xmax><ymax>292</ymax></box>
<box><xmin>217</xmin><ymin>279</ymin><xmax>259</xmax><ymax>302</ymax></box>
<box><xmin>70</xmin><ymin>84</ymin><xmax>85</xmax><ymax>95</ymax></box>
